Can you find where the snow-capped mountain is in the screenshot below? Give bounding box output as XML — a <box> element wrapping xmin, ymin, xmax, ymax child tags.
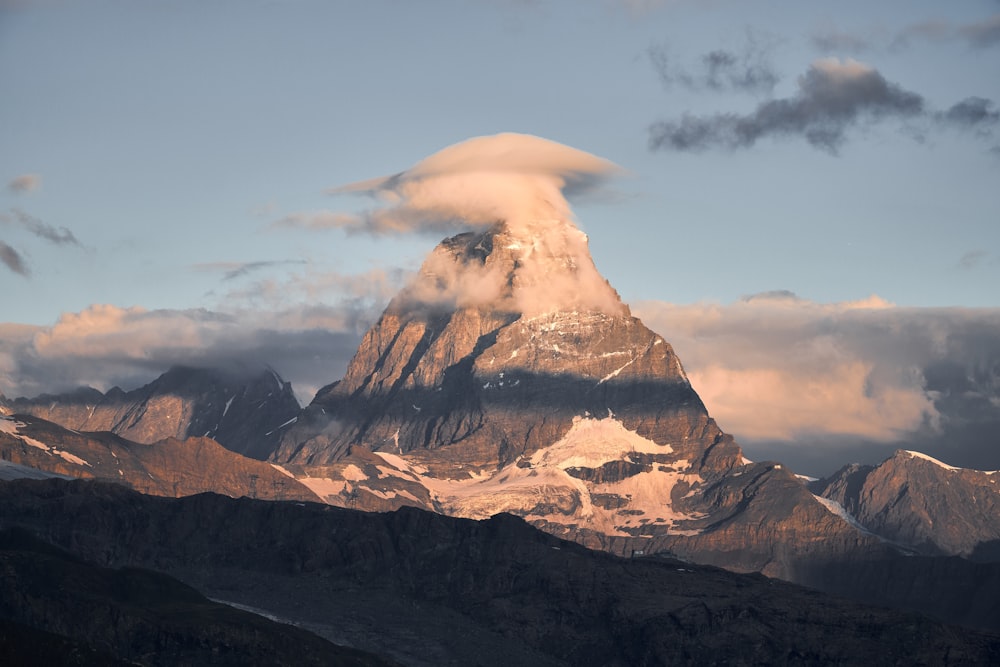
<box><xmin>4</xmin><ymin>365</ymin><xmax>300</xmax><ymax>460</ymax></box>
<box><xmin>270</xmin><ymin>219</ymin><xmax>889</xmax><ymax>578</ymax></box>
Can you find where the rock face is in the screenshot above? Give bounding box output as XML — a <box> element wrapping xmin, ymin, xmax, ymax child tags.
<box><xmin>813</xmin><ymin>449</ymin><xmax>1000</xmax><ymax>557</ymax></box>
<box><xmin>5</xmin><ymin>365</ymin><xmax>300</xmax><ymax>460</ymax></box>
<box><xmin>271</xmin><ymin>220</ymin><xmax>889</xmax><ymax>580</ymax></box>
<box><xmin>3</xmin><ymin>478</ymin><xmax>1000</xmax><ymax>666</ymax></box>
<box><xmin>0</xmin><ymin>414</ymin><xmax>319</xmax><ymax>503</ymax></box>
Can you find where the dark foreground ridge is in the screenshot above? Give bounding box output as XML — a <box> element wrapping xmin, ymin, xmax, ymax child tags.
<box><xmin>1</xmin><ymin>477</ymin><xmax>997</xmax><ymax>667</ymax></box>
<box><xmin>0</xmin><ymin>526</ymin><xmax>395</xmax><ymax>667</ymax></box>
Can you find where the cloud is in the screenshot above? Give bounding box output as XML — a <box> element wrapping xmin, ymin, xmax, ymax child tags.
<box><xmin>0</xmin><ymin>304</ymin><xmax>366</xmax><ymax>405</ymax></box>
<box><xmin>634</xmin><ymin>295</ymin><xmax>1000</xmax><ymax>472</ymax></box>
<box><xmin>936</xmin><ymin>96</ymin><xmax>1000</xmax><ymax>132</ymax></box>
<box><xmin>959</xmin><ymin>250</ymin><xmax>989</xmax><ymax>269</ymax></box>
<box><xmin>296</xmin><ymin>133</ymin><xmax>621</xmax><ymax>237</ymax></box>
<box><xmin>650</xmin><ymin>58</ymin><xmax>926</xmax><ymax>154</ymax></box>
<box><xmin>277</xmin><ymin>133</ymin><xmax>626</xmax><ymax>318</ymax></box>
<box><xmin>0</xmin><ymin>241</ymin><xmax>29</xmax><ymax>276</ymax></box>
<box><xmin>0</xmin><ymin>208</ymin><xmax>80</xmax><ymax>246</ymax></box>
<box><xmin>811</xmin><ymin>26</ymin><xmax>875</xmax><ymax>54</ymax></box>
<box><xmin>895</xmin><ymin>14</ymin><xmax>1000</xmax><ymax>50</ymax></box>
<box><xmin>193</xmin><ymin>259</ymin><xmax>309</xmax><ymax>281</ymax></box>
<box><xmin>7</xmin><ymin>174</ymin><xmax>41</xmax><ymax>195</ymax></box>
<box><xmin>649</xmin><ymin>33</ymin><xmax>779</xmax><ymax>95</ymax></box>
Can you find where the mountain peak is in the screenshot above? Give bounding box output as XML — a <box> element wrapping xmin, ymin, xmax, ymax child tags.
<box><xmin>394</xmin><ymin>219</ymin><xmax>627</xmax><ymax>319</ymax></box>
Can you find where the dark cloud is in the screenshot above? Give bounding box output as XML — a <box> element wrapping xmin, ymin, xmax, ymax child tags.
<box><xmin>937</xmin><ymin>96</ymin><xmax>1000</xmax><ymax>131</ymax></box>
<box><xmin>7</xmin><ymin>174</ymin><xmax>40</xmax><ymax>195</ymax></box>
<box><xmin>649</xmin><ymin>34</ymin><xmax>779</xmax><ymax>94</ymax></box>
<box><xmin>0</xmin><ymin>241</ymin><xmax>29</xmax><ymax>277</ymax></box>
<box><xmin>959</xmin><ymin>250</ymin><xmax>989</xmax><ymax>270</ymax></box>
<box><xmin>1</xmin><ymin>209</ymin><xmax>80</xmax><ymax>246</ymax></box>
<box><xmin>193</xmin><ymin>259</ymin><xmax>309</xmax><ymax>281</ymax></box>
<box><xmin>650</xmin><ymin>58</ymin><xmax>924</xmax><ymax>154</ymax></box>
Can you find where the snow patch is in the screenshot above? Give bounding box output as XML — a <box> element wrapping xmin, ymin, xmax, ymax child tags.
<box><xmin>814</xmin><ymin>495</ymin><xmax>872</xmax><ymax>534</ymax></box>
<box><xmin>341</xmin><ymin>464</ymin><xmax>368</xmax><ymax>482</ymax></box>
<box><xmin>530</xmin><ymin>416</ymin><xmax>673</xmax><ymax>470</ymax></box>
<box><xmin>903</xmin><ymin>450</ymin><xmax>960</xmax><ymax>471</ymax></box>
<box><xmin>298</xmin><ymin>476</ymin><xmax>349</xmax><ymax>500</ymax></box>
<box><xmin>55</xmin><ymin>450</ymin><xmax>90</xmax><ymax>467</ymax></box>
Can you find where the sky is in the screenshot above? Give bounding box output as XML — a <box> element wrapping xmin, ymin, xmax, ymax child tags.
<box><xmin>2</xmin><ymin>0</ymin><xmax>999</xmax><ymax>476</ymax></box>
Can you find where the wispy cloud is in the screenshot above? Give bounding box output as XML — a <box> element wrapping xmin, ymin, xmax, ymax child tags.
<box><xmin>894</xmin><ymin>14</ymin><xmax>1000</xmax><ymax>50</ymax></box>
<box><xmin>0</xmin><ymin>208</ymin><xmax>80</xmax><ymax>246</ymax></box>
<box><xmin>650</xmin><ymin>57</ymin><xmax>997</xmax><ymax>154</ymax></box>
<box><xmin>649</xmin><ymin>33</ymin><xmax>780</xmax><ymax>95</ymax></box>
<box><xmin>959</xmin><ymin>250</ymin><xmax>989</xmax><ymax>270</ymax></box>
<box><xmin>0</xmin><ymin>241</ymin><xmax>29</xmax><ymax>277</ymax></box>
<box><xmin>7</xmin><ymin>173</ymin><xmax>41</xmax><ymax>195</ymax></box>
<box><xmin>193</xmin><ymin>259</ymin><xmax>308</xmax><ymax>281</ymax></box>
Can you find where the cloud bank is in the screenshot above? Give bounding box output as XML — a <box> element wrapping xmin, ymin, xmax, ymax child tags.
<box><xmin>635</xmin><ymin>294</ymin><xmax>1000</xmax><ymax>472</ymax></box>
<box><xmin>0</xmin><ymin>304</ymin><xmax>366</xmax><ymax>405</ymax></box>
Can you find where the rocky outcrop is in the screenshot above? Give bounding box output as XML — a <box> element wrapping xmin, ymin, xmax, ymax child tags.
<box><xmin>3</xmin><ymin>477</ymin><xmax>999</xmax><ymax>666</ymax></box>
<box><xmin>813</xmin><ymin>449</ymin><xmax>1000</xmax><ymax>557</ymax></box>
<box><xmin>0</xmin><ymin>414</ymin><xmax>319</xmax><ymax>502</ymax></box>
<box><xmin>6</xmin><ymin>365</ymin><xmax>300</xmax><ymax>460</ymax></box>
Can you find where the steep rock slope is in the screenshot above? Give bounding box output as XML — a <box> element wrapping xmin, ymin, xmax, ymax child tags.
<box><xmin>813</xmin><ymin>449</ymin><xmax>1000</xmax><ymax>557</ymax></box>
<box><xmin>2</xmin><ymin>478</ymin><xmax>999</xmax><ymax>666</ymax></box>
<box><xmin>5</xmin><ymin>365</ymin><xmax>299</xmax><ymax>460</ymax></box>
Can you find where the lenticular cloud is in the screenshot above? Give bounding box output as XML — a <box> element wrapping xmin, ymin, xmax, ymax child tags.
<box><xmin>280</xmin><ymin>133</ymin><xmax>621</xmax><ymax>236</ymax></box>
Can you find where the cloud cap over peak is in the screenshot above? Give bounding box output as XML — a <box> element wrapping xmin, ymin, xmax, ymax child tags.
<box><xmin>279</xmin><ymin>133</ymin><xmax>622</xmax><ymax>236</ymax></box>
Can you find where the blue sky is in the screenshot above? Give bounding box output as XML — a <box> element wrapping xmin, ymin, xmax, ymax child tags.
<box><xmin>2</xmin><ymin>0</ymin><xmax>1000</xmax><ymax>473</ymax></box>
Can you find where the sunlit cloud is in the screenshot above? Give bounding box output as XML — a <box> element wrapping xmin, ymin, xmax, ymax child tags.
<box><xmin>634</xmin><ymin>294</ymin><xmax>1000</xmax><ymax>454</ymax></box>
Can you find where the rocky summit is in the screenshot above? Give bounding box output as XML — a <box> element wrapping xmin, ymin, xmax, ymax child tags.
<box><xmin>270</xmin><ymin>218</ymin><xmax>886</xmax><ymax>580</ymax></box>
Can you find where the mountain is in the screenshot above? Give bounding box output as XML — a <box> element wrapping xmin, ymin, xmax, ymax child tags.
<box><xmin>4</xmin><ymin>365</ymin><xmax>300</xmax><ymax>460</ymax></box>
<box><xmin>0</xmin><ymin>413</ymin><xmax>320</xmax><ymax>502</ymax></box>
<box><xmin>2</xmin><ymin>477</ymin><xmax>999</xmax><ymax>666</ymax></box>
<box><xmin>812</xmin><ymin>449</ymin><xmax>1000</xmax><ymax>558</ymax></box>
<box><xmin>0</xmin><ymin>526</ymin><xmax>395</xmax><ymax>666</ymax></box>
<box><xmin>269</xmin><ymin>219</ymin><xmax>892</xmax><ymax>581</ymax></box>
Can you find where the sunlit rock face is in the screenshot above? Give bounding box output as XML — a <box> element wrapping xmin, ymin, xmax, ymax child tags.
<box><xmin>814</xmin><ymin>450</ymin><xmax>1000</xmax><ymax>557</ymax></box>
